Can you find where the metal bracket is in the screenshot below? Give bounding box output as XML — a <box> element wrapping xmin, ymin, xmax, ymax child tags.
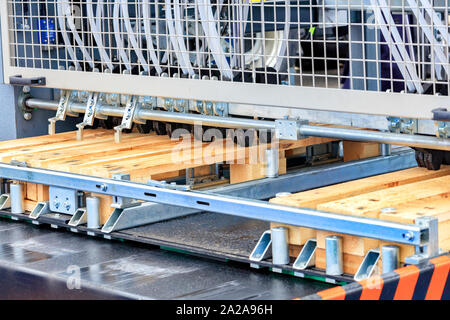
<box><xmin>173</xmin><ymin>99</ymin><xmax>188</xmax><ymax>113</ymax></box>
<box><xmin>405</xmin><ymin>216</ymin><xmax>442</xmax><ymax>265</ymax></box>
<box><xmin>435</xmin><ymin>121</ymin><xmax>449</xmax><ymax>139</ymax></box>
<box><xmin>354</xmin><ymin>249</ymin><xmax>380</xmax><ymax>281</ymax></box>
<box><xmin>68</xmin><ymin>208</ymin><xmax>87</xmax><ymax>226</ymax></box>
<box><xmin>49</xmin><ymin>186</ymin><xmax>79</xmax><ymax>215</ymax></box>
<box><xmin>249</xmin><ymin>230</ymin><xmax>272</xmax><ymax>262</ymax></box>
<box><xmin>387</xmin><ymin>117</ymin><xmax>418</xmax><ymax>135</ymax></box>
<box><xmin>213</xmin><ymin>102</ymin><xmax>229</xmax><ymax>117</ymax></box>
<box><xmin>76</xmin><ymin>92</ymin><xmax>100</xmax><ymax>141</ymax></box>
<box><xmin>48</xmin><ymin>90</ymin><xmax>75</xmax><ymax>135</ymax></box>
<box><xmin>147</xmin><ymin>179</ymin><xmax>192</xmax><ymax>191</ymax></box>
<box><xmin>293</xmin><ymin>238</ymin><xmax>317</xmax><ymax>270</ymax></box>
<box><xmin>275</xmin><ymin>119</ymin><xmax>308</xmax><ymax>140</ymax></box>
<box><xmin>9</xmin><ymin>160</ymin><xmax>28</xmax><ymax>167</ymax></box>
<box><xmin>0</xmin><ymin>194</ymin><xmax>11</xmax><ymax>210</ymax></box>
<box><xmin>101</xmin><ymin>202</ymin><xmax>199</xmax><ymax>233</ymax></box>
<box><xmin>114</xmin><ymin>95</ymin><xmax>138</xmax><ymax>143</ymax></box>
<box><xmin>111</xmin><ymin>173</ymin><xmax>139</xmax><ymax>209</ymax></box>
<box><xmin>29</xmin><ymin>201</ymin><xmax>50</xmax><ymax>219</ymax></box>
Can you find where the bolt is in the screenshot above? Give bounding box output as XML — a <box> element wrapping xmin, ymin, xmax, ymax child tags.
<box><xmin>23</xmin><ymin>86</ymin><xmax>31</xmax><ymax>93</ymax></box>
<box><xmin>403</xmin><ymin>232</ymin><xmax>415</xmax><ymax>241</ymax></box>
<box><xmin>23</xmin><ymin>112</ymin><xmax>32</xmax><ymax>121</ymax></box>
<box><xmin>63</xmin><ymin>201</ymin><xmax>71</xmax><ymax>212</ymax></box>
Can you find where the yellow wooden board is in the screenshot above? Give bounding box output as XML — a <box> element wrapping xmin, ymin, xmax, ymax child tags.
<box><xmin>269</xmin><ymin>165</ymin><xmax>450</xmax><ymax>271</ymax></box>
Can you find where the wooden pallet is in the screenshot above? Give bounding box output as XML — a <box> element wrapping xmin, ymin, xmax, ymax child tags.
<box><xmin>270</xmin><ymin>166</ymin><xmax>450</xmax><ymax>275</ymax></box>
<box><xmin>0</xmin><ymin>128</ymin><xmax>338</xmax><ymax>224</ymax></box>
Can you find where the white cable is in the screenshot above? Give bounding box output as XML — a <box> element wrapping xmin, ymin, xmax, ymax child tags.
<box><xmin>60</xmin><ymin>0</ymin><xmax>95</xmax><ymax>69</ymax></box>
<box><xmin>238</xmin><ymin>0</ymin><xmax>250</xmax><ymax>69</ymax></box>
<box><xmin>142</xmin><ymin>0</ymin><xmax>163</xmax><ymax>75</ymax></box>
<box><xmin>56</xmin><ymin>0</ymin><xmax>80</xmax><ymax>70</ymax></box>
<box><xmin>113</xmin><ymin>0</ymin><xmax>132</xmax><ymax>71</ymax></box>
<box><xmin>197</xmin><ymin>0</ymin><xmax>233</xmax><ymax>79</ymax></box>
<box><xmin>87</xmin><ymin>0</ymin><xmax>114</xmax><ymax>70</ymax></box>
<box><xmin>370</xmin><ymin>0</ymin><xmax>418</xmax><ymax>92</ymax></box>
<box><xmin>165</xmin><ymin>0</ymin><xmax>190</xmax><ymax>75</ymax></box>
<box><xmin>377</xmin><ymin>0</ymin><xmax>423</xmax><ymax>93</ymax></box>
<box><xmin>120</xmin><ymin>0</ymin><xmax>149</xmax><ymax>73</ymax></box>
<box><xmin>274</xmin><ymin>0</ymin><xmax>291</xmax><ymax>71</ymax></box>
<box><xmin>406</xmin><ymin>0</ymin><xmax>449</xmax><ymax>77</ymax></box>
<box><xmin>421</xmin><ymin>0</ymin><xmax>450</xmax><ymax>44</ymax></box>
<box><xmin>174</xmin><ymin>0</ymin><xmax>195</xmax><ymax>75</ymax></box>
<box><xmin>404</xmin><ymin>14</ymin><xmax>417</xmax><ymax>64</ymax></box>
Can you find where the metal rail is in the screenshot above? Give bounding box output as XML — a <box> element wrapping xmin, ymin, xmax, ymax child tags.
<box><xmin>25</xmin><ymin>97</ymin><xmax>450</xmax><ymax>150</ymax></box>
<box><xmin>0</xmin><ymin>162</ymin><xmax>425</xmax><ymax>246</ymax></box>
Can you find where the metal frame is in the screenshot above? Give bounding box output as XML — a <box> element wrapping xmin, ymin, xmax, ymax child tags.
<box><xmin>5</xmin><ymin>67</ymin><xmax>449</xmax><ymax>121</ymax></box>
<box><xmin>22</xmin><ymin>96</ymin><xmax>450</xmax><ymax>150</ymax></box>
<box><xmin>0</xmin><ymin>160</ymin><xmax>428</xmax><ymax>246</ymax></box>
<box><xmin>2</xmin><ymin>1</ymin><xmax>450</xmax><ymax>121</ymax></box>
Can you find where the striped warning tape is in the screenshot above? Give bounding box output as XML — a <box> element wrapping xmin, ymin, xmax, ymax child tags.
<box><xmin>301</xmin><ymin>255</ymin><xmax>450</xmax><ymax>300</ymax></box>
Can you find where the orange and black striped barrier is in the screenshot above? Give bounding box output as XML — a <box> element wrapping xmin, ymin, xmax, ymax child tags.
<box><xmin>301</xmin><ymin>255</ymin><xmax>450</xmax><ymax>300</ymax></box>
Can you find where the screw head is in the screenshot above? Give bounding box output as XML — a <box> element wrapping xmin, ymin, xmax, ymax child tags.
<box><xmin>23</xmin><ymin>113</ymin><xmax>32</xmax><ymax>121</ymax></box>
<box><xmin>403</xmin><ymin>232</ymin><xmax>415</xmax><ymax>241</ymax></box>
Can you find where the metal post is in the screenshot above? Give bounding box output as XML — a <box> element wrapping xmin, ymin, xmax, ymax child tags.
<box><xmin>271</xmin><ymin>226</ymin><xmax>289</xmax><ymax>265</ymax></box>
<box><xmin>10</xmin><ymin>183</ymin><xmax>24</xmax><ymax>214</ymax></box>
<box><xmin>380</xmin><ymin>144</ymin><xmax>392</xmax><ymax>156</ymax></box>
<box><xmin>86</xmin><ymin>196</ymin><xmax>100</xmax><ymax>229</ymax></box>
<box><xmin>382</xmin><ymin>245</ymin><xmax>400</xmax><ymax>273</ymax></box>
<box><xmin>265</xmin><ymin>148</ymin><xmax>279</xmax><ymax>178</ymax></box>
<box><xmin>326</xmin><ymin>235</ymin><xmax>343</xmax><ymax>276</ymax></box>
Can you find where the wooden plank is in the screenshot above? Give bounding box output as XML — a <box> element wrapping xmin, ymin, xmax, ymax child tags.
<box><xmin>0</xmin><ymin>131</ymin><xmax>121</xmax><ymax>163</ymax></box>
<box><xmin>269</xmin><ymin>166</ymin><xmax>450</xmax><ymax>209</ymax></box>
<box><xmin>25</xmin><ymin>183</ymin><xmax>49</xmax><ymax>202</ymax></box>
<box><xmin>80</xmin><ymin>139</ymin><xmax>252</xmax><ymax>181</ymax></box>
<box><xmin>12</xmin><ymin>134</ymin><xmax>172</xmax><ymax>168</ymax></box>
<box><xmin>24</xmin><ymin>199</ymin><xmax>37</xmax><ymax>213</ymax></box>
<box><xmin>0</xmin><ymin>129</ymin><xmax>109</xmax><ymax>152</ymax></box>
<box><xmin>317</xmin><ymin>175</ymin><xmax>450</xmax><ymax>219</ymax></box>
<box><xmin>343</xmin><ymin>141</ymin><xmax>380</xmax><ymax>162</ymax></box>
<box><xmin>92</xmin><ymin>193</ymin><xmax>114</xmax><ymax>226</ymax></box>
<box><xmin>25</xmin><ymin>183</ymin><xmax>37</xmax><ymax>201</ymax></box>
<box><xmin>230</xmin><ymin>150</ymin><xmax>286</xmax><ymax>184</ymax></box>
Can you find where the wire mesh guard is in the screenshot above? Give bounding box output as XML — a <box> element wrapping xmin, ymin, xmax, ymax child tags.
<box><xmin>4</xmin><ymin>0</ymin><xmax>450</xmax><ymax>95</ymax></box>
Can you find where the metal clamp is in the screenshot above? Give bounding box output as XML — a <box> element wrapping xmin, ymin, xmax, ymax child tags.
<box><xmin>405</xmin><ymin>216</ymin><xmax>443</xmax><ymax>265</ymax></box>
<box><xmin>111</xmin><ymin>173</ymin><xmax>139</xmax><ymax>209</ymax></box>
<box><xmin>48</xmin><ymin>90</ymin><xmax>74</xmax><ymax>135</ymax></box>
<box><xmin>76</xmin><ymin>92</ymin><xmax>100</xmax><ymax>141</ymax></box>
<box><xmin>387</xmin><ymin>117</ymin><xmax>418</xmax><ymax>135</ymax></box>
<box><xmin>114</xmin><ymin>95</ymin><xmax>138</xmax><ymax>143</ymax></box>
<box><xmin>435</xmin><ymin>121</ymin><xmax>449</xmax><ymax>139</ymax></box>
<box><xmin>275</xmin><ymin>119</ymin><xmax>308</xmax><ymax>140</ymax></box>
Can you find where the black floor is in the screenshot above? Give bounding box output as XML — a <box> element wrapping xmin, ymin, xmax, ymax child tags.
<box><xmin>0</xmin><ymin>217</ymin><xmax>332</xmax><ymax>299</ymax></box>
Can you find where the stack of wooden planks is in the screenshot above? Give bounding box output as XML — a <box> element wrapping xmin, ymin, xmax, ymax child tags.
<box><xmin>270</xmin><ymin>166</ymin><xmax>450</xmax><ymax>275</ymax></box>
<box><xmin>0</xmin><ymin>129</ymin><xmax>337</xmax><ymax>224</ymax></box>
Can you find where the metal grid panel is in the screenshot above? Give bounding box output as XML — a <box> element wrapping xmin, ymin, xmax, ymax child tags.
<box><xmin>2</xmin><ymin>1</ymin><xmax>450</xmax><ymax>99</ymax></box>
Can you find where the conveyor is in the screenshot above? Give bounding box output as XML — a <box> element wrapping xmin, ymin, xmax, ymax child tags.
<box><xmin>0</xmin><ymin>0</ymin><xmax>449</xmax><ymax>300</ymax></box>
